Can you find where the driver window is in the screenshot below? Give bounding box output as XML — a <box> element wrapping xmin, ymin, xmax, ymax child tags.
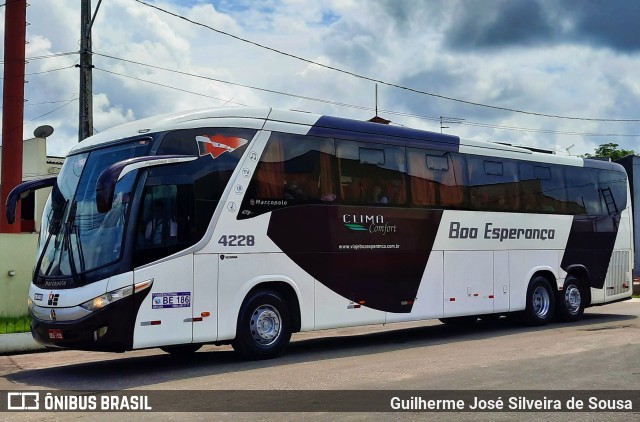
<box><xmin>134</xmin><ymin>184</ymin><xmax>194</xmax><ymax>266</ymax></box>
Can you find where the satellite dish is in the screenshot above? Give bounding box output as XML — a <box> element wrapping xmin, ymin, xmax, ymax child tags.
<box><xmin>33</xmin><ymin>125</ymin><xmax>54</xmax><ymax>138</ymax></box>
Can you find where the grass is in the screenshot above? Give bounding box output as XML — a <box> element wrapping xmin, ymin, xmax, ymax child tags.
<box><xmin>0</xmin><ymin>315</ymin><xmax>31</xmax><ymax>334</ymax></box>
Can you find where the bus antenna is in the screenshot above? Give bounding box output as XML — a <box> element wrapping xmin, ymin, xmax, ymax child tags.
<box><xmin>368</xmin><ymin>84</ymin><xmax>390</xmax><ymax>125</ymax></box>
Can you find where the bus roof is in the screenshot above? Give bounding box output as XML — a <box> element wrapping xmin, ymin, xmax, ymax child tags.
<box><xmin>67</xmin><ymin>106</ymin><xmax>626</xmax><ymax>172</ymax></box>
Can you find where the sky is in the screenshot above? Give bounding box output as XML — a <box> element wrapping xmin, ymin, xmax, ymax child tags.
<box><xmin>1</xmin><ymin>0</ymin><xmax>640</xmax><ymax>157</ymax></box>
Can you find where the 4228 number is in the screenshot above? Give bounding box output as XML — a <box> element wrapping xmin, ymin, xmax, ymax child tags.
<box><xmin>218</xmin><ymin>235</ymin><xmax>255</xmax><ymax>247</ymax></box>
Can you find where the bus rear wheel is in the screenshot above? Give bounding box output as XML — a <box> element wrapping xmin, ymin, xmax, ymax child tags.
<box><xmin>556</xmin><ymin>276</ymin><xmax>585</xmax><ymax>322</ymax></box>
<box><xmin>522</xmin><ymin>275</ymin><xmax>555</xmax><ymax>325</ymax></box>
<box><xmin>232</xmin><ymin>289</ymin><xmax>292</xmax><ymax>360</ymax></box>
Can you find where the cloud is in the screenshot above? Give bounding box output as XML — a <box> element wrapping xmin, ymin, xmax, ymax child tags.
<box><xmin>443</xmin><ymin>0</ymin><xmax>640</xmax><ymax>53</ymax></box>
<box><xmin>558</xmin><ymin>1</ymin><xmax>640</xmax><ymax>52</ymax></box>
<box><xmin>1</xmin><ymin>0</ymin><xmax>639</xmax><ymax>159</ymax></box>
<box><xmin>445</xmin><ymin>0</ymin><xmax>557</xmax><ymax>50</ymax></box>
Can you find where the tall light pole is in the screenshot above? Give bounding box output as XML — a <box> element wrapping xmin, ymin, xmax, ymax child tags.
<box><xmin>78</xmin><ymin>0</ymin><xmax>94</xmax><ymax>142</ymax></box>
<box><xmin>0</xmin><ymin>0</ymin><xmax>27</xmax><ymax>233</ymax></box>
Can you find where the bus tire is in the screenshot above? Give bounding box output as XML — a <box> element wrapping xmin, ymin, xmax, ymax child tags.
<box><xmin>522</xmin><ymin>275</ymin><xmax>555</xmax><ymax>325</ymax></box>
<box><xmin>160</xmin><ymin>344</ymin><xmax>202</xmax><ymax>355</ymax></box>
<box><xmin>439</xmin><ymin>315</ymin><xmax>478</xmax><ymax>326</ymax></box>
<box><xmin>556</xmin><ymin>275</ymin><xmax>585</xmax><ymax>322</ymax></box>
<box><xmin>232</xmin><ymin>289</ymin><xmax>292</xmax><ymax>360</ymax></box>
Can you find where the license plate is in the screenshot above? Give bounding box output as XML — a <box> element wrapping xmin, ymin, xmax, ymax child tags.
<box><xmin>48</xmin><ymin>329</ymin><xmax>63</xmax><ymax>340</ymax></box>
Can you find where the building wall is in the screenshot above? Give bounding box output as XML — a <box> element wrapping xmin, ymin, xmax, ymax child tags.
<box><xmin>0</xmin><ymin>137</ymin><xmax>62</xmax><ymax>233</ymax></box>
<box><xmin>0</xmin><ymin>233</ymin><xmax>38</xmax><ymax>317</ymax></box>
<box><xmin>0</xmin><ymin>136</ymin><xmax>62</xmax><ymax>317</ymax></box>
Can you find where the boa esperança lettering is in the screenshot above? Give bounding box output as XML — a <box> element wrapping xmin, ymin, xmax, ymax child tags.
<box><xmin>448</xmin><ymin>221</ymin><xmax>556</xmax><ymax>242</ymax></box>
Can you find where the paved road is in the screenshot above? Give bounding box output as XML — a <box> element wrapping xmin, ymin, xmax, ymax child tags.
<box><xmin>1</xmin><ymin>300</ymin><xmax>639</xmax><ymax>421</ymax></box>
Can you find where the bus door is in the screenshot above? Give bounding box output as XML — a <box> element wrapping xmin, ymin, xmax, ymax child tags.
<box><xmin>132</xmin><ymin>184</ymin><xmax>195</xmax><ymax>349</ymax></box>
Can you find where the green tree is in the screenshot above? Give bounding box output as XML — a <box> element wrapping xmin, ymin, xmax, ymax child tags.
<box><xmin>583</xmin><ymin>143</ymin><xmax>635</xmax><ymax>160</ymax></box>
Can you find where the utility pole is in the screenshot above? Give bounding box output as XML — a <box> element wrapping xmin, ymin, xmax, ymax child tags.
<box><xmin>0</xmin><ymin>0</ymin><xmax>27</xmax><ymax>233</ymax></box>
<box><xmin>78</xmin><ymin>0</ymin><xmax>94</xmax><ymax>141</ymax></box>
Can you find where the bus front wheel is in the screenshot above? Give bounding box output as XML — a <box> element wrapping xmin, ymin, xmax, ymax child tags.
<box><xmin>233</xmin><ymin>289</ymin><xmax>292</xmax><ymax>360</ymax></box>
<box><xmin>556</xmin><ymin>276</ymin><xmax>585</xmax><ymax>322</ymax></box>
<box><xmin>522</xmin><ymin>276</ymin><xmax>555</xmax><ymax>325</ymax></box>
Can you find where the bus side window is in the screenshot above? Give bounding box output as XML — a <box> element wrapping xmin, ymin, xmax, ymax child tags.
<box><xmin>565</xmin><ymin>167</ymin><xmax>601</xmax><ymax>215</ymax></box>
<box><xmin>407</xmin><ymin>149</ymin><xmax>468</xmax><ymax>209</ymax></box>
<box><xmin>248</xmin><ymin>133</ymin><xmax>337</xmax><ymax>203</ymax></box>
<box><xmin>253</xmin><ymin>137</ymin><xmax>286</xmax><ymax>199</ymax></box>
<box><xmin>134</xmin><ymin>184</ymin><xmax>194</xmax><ymax>267</ymax></box>
<box><xmin>467</xmin><ymin>156</ymin><xmax>519</xmax><ymax>212</ymax></box>
<box><xmin>519</xmin><ymin>162</ymin><xmax>567</xmax><ymax>214</ymax></box>
<box><xmin>599</xmin><ymin>169</ymin><xmax>628</xmax><ymax>215</ymax></box>
<box><xmin>336</xmin><ymin>141</ymin><xmax>407</xmax><ymax>205</ymax></box>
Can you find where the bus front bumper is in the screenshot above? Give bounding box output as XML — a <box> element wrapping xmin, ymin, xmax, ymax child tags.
<box><xmin>29</xmin><ymin>296</ymin><xmax>137</xmax><ymax>352</ymax></box>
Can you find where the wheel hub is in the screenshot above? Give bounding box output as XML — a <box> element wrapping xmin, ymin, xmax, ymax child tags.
<box><xmin>564</xmin><ymin>285</ymin><xmax>582</xmax><ymax>314</ymax></box>
<box><xmin>250</xmin><ymin>305</ymin><xmax>282</xmax><ymax>346</ymax></box>
<box><xmin>532</xmin><ymin>286</ymin><xmax>550</xmax><ymax>318</ymax></box>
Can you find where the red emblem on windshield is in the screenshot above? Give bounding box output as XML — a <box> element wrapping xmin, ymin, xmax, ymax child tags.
<box><xmin>196</xmin><ymin>135</ymin><xmax>248</xmax><ymax>159</ymax></box>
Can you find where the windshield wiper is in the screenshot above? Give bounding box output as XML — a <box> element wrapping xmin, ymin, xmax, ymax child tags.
<box><xmin>66</xmin><ymin>201</ymin><xmax>86</xmax><ymax>275</ymax></box>
<box><xmin>48</xmin><ymin>188</ymin><xmax>67</xmax><ymax>235</ymax></box>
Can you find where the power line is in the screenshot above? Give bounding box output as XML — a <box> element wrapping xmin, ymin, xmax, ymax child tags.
<box><xmin>0</xmin><ymin>64</ymin><xmax>75</xmax><ymax>79</ymax></box>
<box><xmin>24</xmin><ymin>98</ymin><xmax>78</xmax><ymax>124</ymax></box>
<box><xmin>0</xmin><ymin>98</ymin><xmax>79</xmax><ymax>109</ymax></box>
<box><xmin>93</xmin><ymin>51</ymin><xmax>374</xmax><ymax>111</ymax></box>
<box><xmin>377</xmin><ymin>109</ymin><xmax>640</xmax><ymax>137</ymax></box>
<box><xmin>133</xmin><ymin>0</ymin><xmax>640</xmax><ymax>123</ymax></box>
<box><xmin>0</xmin><ymin>51</ymin><xmax>79</xmax><ymax>65</ymax></box>
<box><xmin>25</xmin><ymin>65</ymin><xmax>76</xmax><ymax>76</ymax></box>
<box><xmin>94</xmin><ymin>56</ymin><xmax>640</xmax><ymax>138</ymax></box>
<box><xmin>0</xmin><ymin>98</ymin><xmax>78</xmax><ymax>143</ymax></box>
<box><xmin>459</xmin><ymin>120</ymin><xmax>640</xmax><ymax>137</ymax></box>
<box><xmin>94</xmin><ymin>67</ymin><xmax>247</xmax><ymax>106</ymax></box>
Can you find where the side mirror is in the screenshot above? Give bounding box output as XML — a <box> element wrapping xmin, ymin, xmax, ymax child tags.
<box><xmin>96</xmin><ymin>155</ymin><xmax>197</xmax><ymax>213</ymax></box>
<box><xmin>5</xmin><ymin>177</ymin><xmax>57</xmax><ymax>224</ymax></box>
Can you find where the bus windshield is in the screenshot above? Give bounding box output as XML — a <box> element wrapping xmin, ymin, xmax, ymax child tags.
<box><xmin>37</xmin><ymin>139</ymin><xmax>152</xmax><ymax>279</ymax></box>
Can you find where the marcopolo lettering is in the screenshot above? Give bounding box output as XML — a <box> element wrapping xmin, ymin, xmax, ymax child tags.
<box><xmin>448</xmin><ymin>222</ymin><xmax>555</xmax><ymax>242</ymax></box>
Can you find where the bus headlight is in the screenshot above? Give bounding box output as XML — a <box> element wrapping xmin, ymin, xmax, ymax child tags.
<box><xmin>80</xmin><ymin>285</ymin><xmax>133</xmax><ymax>312</ymax></box>
<box><xmin>79</xmin><ymin>280</ymin><xmax>153</xmax><ymax>312</ymax></box>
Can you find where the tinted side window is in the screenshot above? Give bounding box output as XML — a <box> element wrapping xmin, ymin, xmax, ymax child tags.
<box><xmin>519</xmin><ymin>163</ymin><xmax>567</xmax><ymax>213</ymax></box>
<box><xmin>407</xmin><ymin>149</ymin><xmax>466</xmax><ymax>208</ymax></box>
<box><xmin>134</xmin><ymin>184</ymin><xmax>194</xmax><ymax>267</ymax></box>
<box><xmin>599</xmin><ymin>169</ymin><xmax>627</xmax><ymax>214</ymax></box>
<box><xmin>565</xmin><ymin>167</ymin><xmax>601</xmax><ymax>215</ymax></box>
<box><xmin>157</xmin><ymin>127</ymin><xmax>257</xmax><ymax>156</ymax></box>
<box><xmin>245</xmin><ymin>133</ymin><xmax>337</xmax><ymax>205</ymax></box>
<box><xmin>336</xmin><ymin>141</ymin><xmax>407</xmax><ymax>205</ymax></box>
<box><xmin>467</xmin><ymin>156</ymin><xmax>519</xmax><ymax>211</ymax></box>
<box><xmin>157</xmin><ymin>132</ymin><xmax>200</xmax><ymax>155</ymax></box>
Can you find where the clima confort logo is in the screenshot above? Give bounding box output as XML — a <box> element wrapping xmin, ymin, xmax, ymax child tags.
<box><xmin>342</xmin><ymin>214</ymin><xmax>397</xmax><ymax>235</ymax></box>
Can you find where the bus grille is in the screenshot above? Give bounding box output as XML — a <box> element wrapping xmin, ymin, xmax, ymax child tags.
<box><xmin>605</xmin><ymin>250</ymin><xmax>630</xmax><ymax>296</ymax></box>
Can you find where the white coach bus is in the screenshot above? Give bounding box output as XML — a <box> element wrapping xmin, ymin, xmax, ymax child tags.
<box><xmin>6</xmin><ymin>107</ymin><xmax>633</xmax><ymax>359</ymax></box>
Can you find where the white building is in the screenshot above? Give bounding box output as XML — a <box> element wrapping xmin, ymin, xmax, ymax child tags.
<box><xmin>0</xmin><ymin>128</ymin><xmax>64</xmax><ymax>317</ymax></box>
